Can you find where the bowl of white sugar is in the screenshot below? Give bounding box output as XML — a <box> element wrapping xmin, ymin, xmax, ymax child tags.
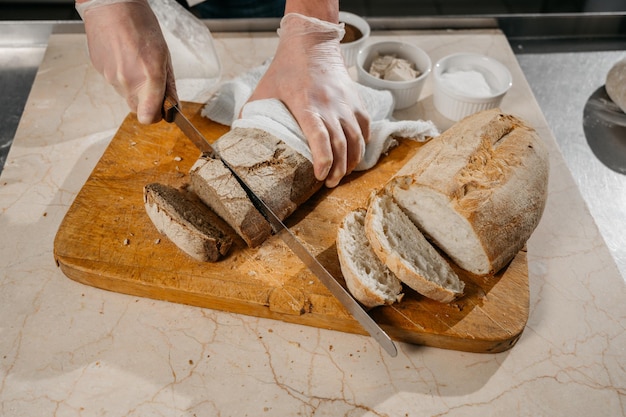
<box><xmin>433</xmin><ymin>53</ymin><xmax>512</xmax><ymax>121</ymax></box>
<box><xmin>356</xmin><ymin>40</ymin><xmax>432</xmax><ymax>110</ymax></box>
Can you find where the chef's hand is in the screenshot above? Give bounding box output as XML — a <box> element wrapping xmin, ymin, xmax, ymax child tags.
<box><xmin>247</xmin><ymin>13</ymin><xmax>370</xmax><ymax>188</ymax></box>
<box><xmin>76</xmin><ymin>0</ymin><xmax>177</xmax><ymax>124</ymax></box>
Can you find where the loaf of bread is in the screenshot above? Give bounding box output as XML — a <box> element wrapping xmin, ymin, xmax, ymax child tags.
<box><xmin>336</xmin><ymin>207</ymin><xmax>404</xmax><ymax>308</ymax></box>
<box><xmin>143</xmin><ymin>183</ymin><xmax>233</xmax><ymax>262</ymax></box>
<box><xmin>606</xmin><ymin>57</ymin><xmax>626</xmax><ymax>114</ymax></box>
<box><xmin>190</xmin><ymin>127</ymin><xmax>322</xmax><ymax>247</ymax></box>
<box><xmin>336</xmin><ymin>109</ymin><xmax>548</xmax><ymax>305</ymax></box>
<box><xmin>364</xmin><ymin>191</ymin><xmax>464</xmax><ymax>303</ymax></box>
<box><xmin>388</xmin><ymin>108</ymin><xmax>549</xmax><ymax>275</ymax></box>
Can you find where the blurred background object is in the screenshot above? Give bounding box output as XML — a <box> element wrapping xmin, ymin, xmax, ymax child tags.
<box><xmin>0</xmin><ymin>0</ymin><xmax>625</xmax><ymax>20</ymax></box>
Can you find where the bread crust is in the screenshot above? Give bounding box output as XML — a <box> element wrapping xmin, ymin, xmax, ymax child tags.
<box><xmin>190</xmin><ymin>127</ymin><xmax>322</xmax><ymax>247</ymax></box>
<box><xmin>143</xmin><ymin>183</ymin><xmax>233</xmax><ymax>262</ymax></box>
<box><xmin>364</xmin><ymin>191</ymin><xmax>464</xmax><ymax>303</ymax></box>
<box><xmin>337</xmin><ymin>208</ymin><xmax>404</xmax><ymax>308</ymax></box>
<box><xmin>190</xmin><ymin>156</ymin><xmax>271</xmax><ymax>247</ymax></box>
<box><xmin>389</xmin><ymin>109</ymin><xmax>549</xmax><ymax>275</ymax></box>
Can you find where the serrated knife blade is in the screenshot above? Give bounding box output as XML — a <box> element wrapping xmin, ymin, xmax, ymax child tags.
<box><xmin>162</xmin><ymin>97</ymin><xmax>397</xmax><ymax>357</ymax></box>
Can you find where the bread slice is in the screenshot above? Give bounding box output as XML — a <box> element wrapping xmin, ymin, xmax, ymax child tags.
<box><xmin>144</xmin><ymin>183</ymin><xmax>233</xmax><ymax>262</ymax></box>
<box><xmin>336</xmin><ymin>208</ymin><xmax>404</xmax><ymax>308</ymax></box>
<box><xmin>364</xmin><ymin>191</ymin><xmax>464</xmax><ymax>303</ymax></box>
<box><xmin>190</xmin><ymin>127</ymin><xmax>322</xmax><ymax>247</ymax></box>
<box><xmin>388</xmin><ymin>109</ymin><xmax>549</xmax><ymax>275</ymax></box>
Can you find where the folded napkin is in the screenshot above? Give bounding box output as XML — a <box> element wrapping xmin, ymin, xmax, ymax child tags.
<box><xmin>201</xmin><ymin>61</ymin><xmax>438</xmax><ymax>171</ymax></box>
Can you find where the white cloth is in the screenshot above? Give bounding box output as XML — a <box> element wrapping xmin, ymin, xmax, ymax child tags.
<box><xmin>201</xmin><ymin>62</ymin><xmax>439</xmax><ymax>171</ymax></box>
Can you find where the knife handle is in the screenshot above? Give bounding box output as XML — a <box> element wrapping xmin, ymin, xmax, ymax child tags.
<box><xmin>162</xmin><ymin>95</ymin><xmax>178</xmax><ymax>123</ymax></box>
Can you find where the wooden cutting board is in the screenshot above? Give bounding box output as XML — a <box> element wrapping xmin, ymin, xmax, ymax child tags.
<box><xmin>54</xmin><ymin>102</ymin><xmax>529</xmax><ymax>353</ymax></box>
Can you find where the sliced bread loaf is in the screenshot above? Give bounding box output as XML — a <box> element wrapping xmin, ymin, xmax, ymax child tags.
<box><xmin>190</xmin><ymin>155</ymin><xmax>271</xmax><ymax>248</ymax></box>
<box><xmin>364</xmin><ymin>191</ymin><xmax>465</xmax><ymax>303</ymax></box>
<box><xmin>144</xmin><ymin>183</ymin><xmax>233</xmax><ymax>262</ymax></box>
<box><xmin>190</xmin><ymin>127</ymin><xmax>322</xmax><ymax>247</ymax></box>
<box><xmin>336</xmin><ymin>208</ymin><xmax>404</xmax><ymax>308</ymax></box>
<box><xmin>388</xmin><ymin>109</ymin><xmax>549</xmax><ymax>275</ymax></box>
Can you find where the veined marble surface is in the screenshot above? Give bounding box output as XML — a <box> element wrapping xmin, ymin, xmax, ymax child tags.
<box><xmin>1</xmin><ymin>30</ymin><xmax>624</xmax><ymax>416</ymax></box>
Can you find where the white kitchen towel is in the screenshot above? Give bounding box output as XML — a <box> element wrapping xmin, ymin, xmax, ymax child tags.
<box><xmin>201</xmin><ymin>61</ymin><xmax>439</xmax><ymax>171</ymax></box>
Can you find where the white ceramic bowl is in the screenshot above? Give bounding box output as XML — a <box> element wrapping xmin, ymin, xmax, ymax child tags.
<box><xmin>433</xmin><ymin>53</ymin><xmax>513</xmax><ymax>121</ymax></box>
<box><xmin>356</xmin><ymin>41</ymin><xmax>432</xmax><ymax>110</ymax></box>
<box><xmin>338</xmin><ymin>11</ymin><xmax>370</xmax><ymax>68</ymax></box>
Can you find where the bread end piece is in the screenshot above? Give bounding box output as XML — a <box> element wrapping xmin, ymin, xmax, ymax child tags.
<box><xmin>365</xmin><ymin>191</ymin><xmax>464</xmax><ymax>303</ymax></box>
<box><xmin>337</xmin><ymin>208</ymin><xmax>404</xmax><ymax>308</ymax></box>
<box><xmin>144</xmin><ymin>183</ymin><xmax>233</xmax><ymax>262</ymax></box>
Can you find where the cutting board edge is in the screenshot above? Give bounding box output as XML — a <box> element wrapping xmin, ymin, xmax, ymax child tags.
<box><xmin>54</xmin><ymin>250</ymin><xmax>527</xmax><ymax>354</ymax></box>
<box><xmin>51</xmin><ymin>100</ymin><xmax>532</xmax><ymax>354</ymax></box>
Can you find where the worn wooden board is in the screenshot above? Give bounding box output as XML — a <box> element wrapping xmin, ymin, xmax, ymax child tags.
<box><xmin>54</xmin><ymin>102</ymin><xmax>529</xmax><ymax>353</ymax></box>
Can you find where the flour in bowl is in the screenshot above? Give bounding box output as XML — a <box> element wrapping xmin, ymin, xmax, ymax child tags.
<box><xmin>369</xmin><ymin>55</ymin><xmax>420</xmax><ymax>82</ymax></box>
<box><xmin>440</xmin><ymin>69</ymin><xmax>494</xmax><ymax>97</ymax></box>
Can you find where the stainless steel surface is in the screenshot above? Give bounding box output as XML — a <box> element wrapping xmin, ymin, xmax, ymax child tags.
<box><xmin>515</xmin><ymin>51</ymin><xmax>626</xmax><ymax>280</ymax></box>
<box><xmin>583</xmin><ymin>85</ymin><xmax>626</xmax><ymax>175</ymax></box>
<box><xmin>0</xmin><ymin>22</ymin><xmax>51</xmax><ymax>174</ymax></box>
<box><xmin>166</xmin><ymin>101</ymin><xmax>398</xmax><ymax>357</ymax></box>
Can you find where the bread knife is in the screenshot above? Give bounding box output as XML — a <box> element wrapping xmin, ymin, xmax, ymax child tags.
<box><xmin>162</xmin><ymin>97</ymin><xmax>398</xmax><ymax>357</ymax></box>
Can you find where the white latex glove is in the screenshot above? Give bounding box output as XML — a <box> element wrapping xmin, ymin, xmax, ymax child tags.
<box><xmin>246</xmin><ymin>13</ymin><xmax>371</xmax><ymax>188</ymax></box>
<box><xmin>76</xmin><ymin>0</ymin><xmax>177</xmax><ymax>124</ymax></box>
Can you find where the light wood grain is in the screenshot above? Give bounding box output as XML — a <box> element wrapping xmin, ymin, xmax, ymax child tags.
<box><xmin>53</xmin><ymin>102</ymin><xmax>529</xmax><ymax>353</ymax></box>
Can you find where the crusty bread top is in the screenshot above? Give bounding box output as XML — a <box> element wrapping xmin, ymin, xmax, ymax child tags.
<box><xmin>394</xmin><ymin>109</ymin><xmax>547</xmax><ymax>193</ymax></box>
<box><xmin>215</xmin><ymin>127</ymin><xmax>322</xmax><ymax>219</ymax></box>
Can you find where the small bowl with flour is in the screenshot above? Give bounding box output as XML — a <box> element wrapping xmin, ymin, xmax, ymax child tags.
<box><xmin>356</xmin><ymin>40</ymin><xmax>432</xmax><ymax>110</ymax></box>
<box><xmin>433</xmin><ymin>53</ymin><xmax>512</xmax><ymax>121</ymax></box>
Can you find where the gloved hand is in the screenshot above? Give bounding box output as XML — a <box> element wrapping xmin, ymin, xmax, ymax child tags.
<box><xmin>76</xmin><ymin>0</ymin><xmax>177</xmax><ymax>124</ymax></box>
<box><xmin>246</xmin><ymin>13</ymin><xmax>371</xmax><ymax>188</ymax></box>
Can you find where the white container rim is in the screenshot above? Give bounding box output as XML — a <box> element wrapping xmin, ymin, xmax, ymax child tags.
<box><xmin>434</xmin><ymin>53</ymin><xmax>512</xmax><ymax>103</ymax></box>
<box><xmin>339</xmin><ymin>11</ymin><xmax>371</xmax><ymax>41</ymax></box>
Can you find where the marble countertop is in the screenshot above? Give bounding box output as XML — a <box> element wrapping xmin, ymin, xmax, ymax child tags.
<box><xmin>1</xmin><ymin>29</ymin><xmax>624</xmax><ymax>416</ymax></box>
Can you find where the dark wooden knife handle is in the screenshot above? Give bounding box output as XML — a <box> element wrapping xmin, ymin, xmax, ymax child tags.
<box><xmin>162</xmin><ymin>95</ymin><xmax>178</xmax><ymax>123</ymax></box>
